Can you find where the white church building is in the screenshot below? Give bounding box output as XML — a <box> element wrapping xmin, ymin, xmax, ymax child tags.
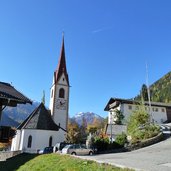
<box><xmin>11</xmin><ymin>36</ymin><xmax>70</xmax><ymax>153</ymax></box>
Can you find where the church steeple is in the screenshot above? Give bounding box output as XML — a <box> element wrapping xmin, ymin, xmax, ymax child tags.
<box><xmin>49</xmin><ymin>35</ymin><xmax>70</xmax><ymax>136</ymax></box>
<box><xmin>55</xmin><ymin>36</ymin><xmax>69</xmax><ymax>85</ymax></box>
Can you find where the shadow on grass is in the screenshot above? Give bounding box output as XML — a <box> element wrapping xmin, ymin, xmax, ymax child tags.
<box><xmin>0</xmin><ymin>153</ymin><xmax>38</xmax><ymax>171</ymax></box>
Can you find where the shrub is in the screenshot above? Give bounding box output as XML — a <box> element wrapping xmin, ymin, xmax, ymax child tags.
<box><xmin>93</xmin><ymin>134</ymin><xmax>109</xmax><ymax>151</ymax></box>
<box><xmin>127</xmin><ymin>105</ymin><xmax>160</xmax><ymax>144</ymax></box>
<box><xmin>115</xmin><ymin>133</ymin><xmax>127</xmax><ymax>147</ymax></box>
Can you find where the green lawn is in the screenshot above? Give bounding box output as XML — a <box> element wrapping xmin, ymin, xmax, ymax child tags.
<box><xmin>0</xmin><ymin>153</ymin><xmax>134</xmax><ymax>171</ymax></box>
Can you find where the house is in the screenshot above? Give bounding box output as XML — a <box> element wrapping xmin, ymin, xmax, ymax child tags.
<box><xmin>11</xmin><ymin>36</ymin><xmax>70</xmax><ymax>153</ymax></box>
<box><xmin>104</xmin><ymin>97</ymin><xmax>171</xmax><ymax>140</ymax></box>
<box><xmin>0</xmin><ymin>81</ymin><xmax>32</xmax><ymax>142</ymax></box>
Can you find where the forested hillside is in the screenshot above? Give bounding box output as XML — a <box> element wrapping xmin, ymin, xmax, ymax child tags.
<box><xmin>150</xmin><ymin>71</ymin><xmax>171</xmax><ymax>103</ymax></box>
<box><xmin>135</xmin><ymin>71</ymin><xmax>171</xmax><ymax>103</ymax></box>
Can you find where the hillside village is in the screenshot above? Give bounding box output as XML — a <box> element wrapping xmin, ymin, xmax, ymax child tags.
<box><xmin>0</xmin><ymin>34</ymin><xmax>171</xmax><ymax>170</ymax></box>
<box><xmin>1</xmin><ymin>1</ymin><xmax>171</xmax><ymax>170</ymax></box>
<box><xmin>0</xmin><ymin>35</ymin><xmax>171</xmax><ymax>157</ymax></box>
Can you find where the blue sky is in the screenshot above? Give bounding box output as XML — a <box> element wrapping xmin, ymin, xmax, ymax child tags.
<box><xmin>0</xmin><ymin>0</ymin><xmax>171</xmax><ymax>117</ymax></box>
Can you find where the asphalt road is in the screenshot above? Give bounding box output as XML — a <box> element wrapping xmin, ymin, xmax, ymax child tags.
<box><xmin>77</xmin><ymin>137</ymin><xmax>171</xmax><ymax>171</ymax></box>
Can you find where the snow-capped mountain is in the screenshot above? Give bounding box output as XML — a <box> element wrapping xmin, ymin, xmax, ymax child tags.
<box><xmin>2</xmin><ymin>102</ymin><xmax>104</xmax><ymax>128</ymax></box>
<box><xmin>71</xmin><ymin>112</ymin><xmax>104</xmax><ymax>126</ymax></box>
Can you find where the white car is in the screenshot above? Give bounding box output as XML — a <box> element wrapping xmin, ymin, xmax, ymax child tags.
<box><xmin>53</xmin><ymin>142</ymin><xmax>70</xmax><ymax>152</ymax></box>
<box><xmin>62</xmin><ymin>144</ymin><xmax>94</xmax><ymax>155</ymax></box>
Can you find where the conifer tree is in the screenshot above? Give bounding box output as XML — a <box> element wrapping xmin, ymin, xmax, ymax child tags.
<box><xmin>41</xmin><ymin>90</ymin><xmax>45</xmax><ymax>105</ymax></box>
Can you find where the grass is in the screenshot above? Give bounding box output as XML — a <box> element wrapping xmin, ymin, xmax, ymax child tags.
<box><xmin>0</xmin><ymin>153</ymin><xmax>134</xmax><ymax>171</ymax></box>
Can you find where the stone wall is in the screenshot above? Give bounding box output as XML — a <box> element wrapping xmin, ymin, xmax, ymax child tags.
<box><xmin>0</xmin><ymin>150</ymin><xmax>22</xmax><ymax>161</ymax></box>
<box><xmin>127</xmin><ymin>132</ymin><xmax>163</xmax><ymax>151</ymax></box>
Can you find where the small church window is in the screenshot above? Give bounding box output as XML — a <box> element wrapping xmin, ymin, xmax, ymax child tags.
<box><xmin>49</xmin><ymin>136</ymin><xmax>53</xmax><ymax>147</ymax></box>
<box><xmin>59</xmin><ymin>88</ymin><xmax>65</xmax><ymax>98</ymax></box>
<box><xmin>27</xmin><ymin>135</ymin><xmax>32</xmax><ymax>148</ymax></box>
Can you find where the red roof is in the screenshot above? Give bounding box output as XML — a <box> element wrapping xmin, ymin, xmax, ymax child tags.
<box><xmin>55</xmin><ymin>36</ymin><xmax>69</xmax><ymax>85</ymax></box>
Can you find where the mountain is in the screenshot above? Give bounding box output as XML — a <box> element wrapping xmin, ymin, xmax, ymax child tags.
<box><xmin>2</xmin><ymin>102</ymin><xmax>39</xmax><ymax>127</ymax></box>
<box><xmin>2</xmin><ymin>102</ymin><xmax>105</xmax><ymax>128</ymax></box>
<box><xmin>0</xmin><ymin>112</ymin><xmax>19</xmax><ymax>127</ymax></box>
<box><xmin>70</xmin><ymin>112</ymin><xmax>104</xmax><ymax>126</ymax></box>
<box><xmin>135</xmin><ymin>71</ymin><xmax>171</xmax><ymax>103</ymax></box>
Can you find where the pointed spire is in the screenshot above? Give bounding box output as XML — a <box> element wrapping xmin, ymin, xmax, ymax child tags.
<box><xmin>55</xmin><ymin>35</ymin><xmax>69</xmax><ymax>85</ymax></box>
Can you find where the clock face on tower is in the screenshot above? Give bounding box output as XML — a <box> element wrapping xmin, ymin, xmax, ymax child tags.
<box><xmin>56</xmin><ymin>99</ymin><xmax>67</xmax><ymax>110</ymax></box>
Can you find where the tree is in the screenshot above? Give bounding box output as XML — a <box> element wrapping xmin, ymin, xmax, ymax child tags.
<box><xmin>79</xmin><ymin>117</ymin><xmax>87</xmax><ymax>143</ymax></box>
<box><xmin>127</xmin><ymin>104</ymin><xmax>160</xmax><ymax>143</ymax></box>
<box><xmin>141</xmin><ymin>84</ymin><xmax>148</xmax><ymax>101</ymax></box>
<box><xmin>127</xmin><ymin>105</ymin><xmax>149</xmax><ymax>135</ymax></box>
<box><xmin>87</xmin><ymin>117</ymin><xmax>107</xmax><ymax>135</ymax></box>
<box><xmin>114</xmin><ymin>109</ymin><xmax>124</xmax><ymax>125</ymax></box>
<box><xmin>66</xmin><ymin>121</ymin><xmax>81</xmax><ymax>144</ymax></box>
<box><xmin>41</xmin><ymin>90</ymin><xmax>45</xmax><ymax>105</ymax></box>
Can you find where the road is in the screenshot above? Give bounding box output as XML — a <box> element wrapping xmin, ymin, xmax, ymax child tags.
<box><xmin>77</xmin><ymin>137</ymin><xmax>171</xmax><ymax>171</ymax></box>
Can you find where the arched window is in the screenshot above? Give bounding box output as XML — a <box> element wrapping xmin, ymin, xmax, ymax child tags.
<box><xmin>49</xmin><ymin>136</ymin><xmax>52</xmax><ymax>147</ymax></box>
<box><xmin>27</xmin><ymin>135</ymin><xmax>32</xmax><ymax>148</ymax></box>
<box><xmin>59</xmin><ymin>88</ymin><xmax>65</xmax><ymax>98</ymax></box>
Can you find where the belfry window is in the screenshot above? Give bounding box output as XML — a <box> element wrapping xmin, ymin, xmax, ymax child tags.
<box><xmin>27</xmin><ymin>135</ymin><xmax>32</xmax><ymax>148</ymax></box>
<box><xmin>59</xmin><ymin>88</ymin><xmax>65</xmax><ymax>98</ymax></box>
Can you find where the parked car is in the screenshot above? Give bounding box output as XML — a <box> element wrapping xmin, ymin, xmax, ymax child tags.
<box><xmin>53</xmin><ymin>142</ymin><xmax>70</xmax><ymax>152</ymax></box>
<box><xmin>39</xmin><ymin>146</ymin><xmax>53</xmax><ymax>154</ymax></box>
<box><xmin>62</xmin><ymin>144</ymin><xmax>94</xmax><ymax>155</ymax></box>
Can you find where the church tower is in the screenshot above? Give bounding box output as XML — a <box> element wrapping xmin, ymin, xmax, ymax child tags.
<box><xmin>49</xmin><ymin>36</ymin><xmax>69</xmax><ymax>131</ymax></box>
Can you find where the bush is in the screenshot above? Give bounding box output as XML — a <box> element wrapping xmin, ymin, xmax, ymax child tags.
<box><xmin>127</xmin><ymin>105</ymin><xmax>160</xmax><ymax>144</ymax></box>
<box><xmin>115</xmin><ymin>133</ymin><xmax>127</xmax><ymax>147</ymax></box>
<box><xmin>93</xmin><ymin>135</ymin><xmax>109</xmax><ymax>151</ymax></box>
<box><xmin>93</xmin><ymin>134</ymin><xmax>124</xmax><ymax>152</ymax></box>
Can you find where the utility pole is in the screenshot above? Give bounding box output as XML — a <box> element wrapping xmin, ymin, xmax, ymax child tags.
<box><xmin>146</xmin><ymin>63</ymin><xmax>154</xmax><ymax>123</ymax></box>
<box><xmin>110</xmin><ymin>110</ymin><xmax>113</xmax><ymax>143</ymax></box>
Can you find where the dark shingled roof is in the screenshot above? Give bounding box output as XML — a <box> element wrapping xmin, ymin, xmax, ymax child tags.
<box><xmin>54</xmin><ymin>36</ymin><xmax>69</xmax><ymax>86</ymax></box>
<box><xmin>18</xmin><ymin>103</ymin><xmax>59</xmax><ymax>131</ymax></box>
<box><xmin>104</xmin><ymin>97</ymin><xmax>171</xmax><ymax>111</ymax></box>
<box><xmin>0</xmin><ymin>82</ymin><xmax>32</xmax><ymax>107</ymax></box>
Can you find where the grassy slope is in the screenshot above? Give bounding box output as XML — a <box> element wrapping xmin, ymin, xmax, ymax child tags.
<box><xmin>0</xmin><ymin>153</ymin><xmax>133</xmax><ymax>171</ymax></box>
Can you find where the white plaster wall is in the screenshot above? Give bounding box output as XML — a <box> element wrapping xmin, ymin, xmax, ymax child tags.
<box><xmin>49</xmin><ymin>76</ymin><xmax>55</xmax><ymax>116</ymax></box>
<box><xmin>20</xmin><ymin>129</ymin><xmax>66</xmax><ymax>153</ymax></box>
<box><xmin>11</xmin><ymin>130</ymin><xmax>21</xmax><ymax>151</ymax></box>
<box><xmin>52</xmin><ymin>73</ymin><xmax>69</xmax><ymax>130</ymax></box>
<box><xmin>58</xmin><ymin>73</ymin><xmax>68</xmax><ymax>86</ymax></box>
<box><xmin>151</xmin><ymin>107</ymin><xmax>167</xmax><ymax>123</ymax></box>
<box><xmin>122</xmin><ymin>104</ymin><xmax>167</xmax><ymax>124</ymax></box>
<box><xmin>108</xmin><ymin>103</ymin><xmax>167</xmax><ymax>124</ymax></box>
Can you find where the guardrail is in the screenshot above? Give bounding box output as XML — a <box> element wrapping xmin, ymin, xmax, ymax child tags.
<box><xmin>0</xmin><ymin>150</ymin><xmax>22</xmax><ymax>161</ymax></box>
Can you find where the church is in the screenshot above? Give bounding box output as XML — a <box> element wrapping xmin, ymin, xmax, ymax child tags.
<box><xmin>11</xmin><ymin>36</ymin><xmax>70</xmax><ymax>153</ymax></box>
